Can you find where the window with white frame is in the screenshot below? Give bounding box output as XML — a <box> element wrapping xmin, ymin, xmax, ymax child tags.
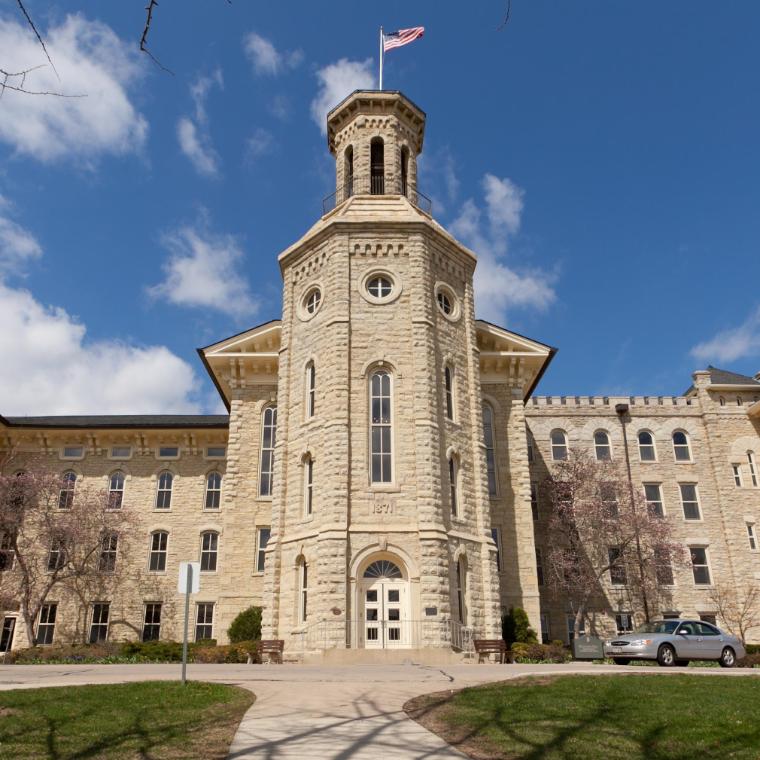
<box><xmin>733</xmin><ymin>464</ymin><xmax>743</xmax><ymax>487</ymax></box>
<box><xmin>304</xmin><ymin>455</ymin><xmax>314</xmax><ymax>516</ymax></box>
<box><xmin>62</xmin><ymin>446</ymin><xmax>84</xmax><ymax>459</ymax></box>
<box><xmin>747</xmin><ymin>523</ymin><xmax>757</xmax><ymax>552</ymax></box>
<box><xmin>644</xmin><ymin>483</ymin><xmax>664</xmax><ymax>517</ymax></box>
<box><xmin>608</xmin><ymin>546</ymin><xmax>626</xmax><ymax>585</ymax></box>
<box><xmin>690</xmin><ymin>547</ymin><xmax>711</xmax><ymax>585</ymax></box>
<box><xmin>654</xmin><ymin>545</ymin><xmax>674</xmax><ymax>586</ymax></box>
<box><xmin>306</xmin><ymin>361</ymin><xmax>316</xmax><ymax>418</ymax></box>
<box><xmin>482</xmin><ymin>403</ymin><xmax>498</xmax><ymax>497</ymax></box>
<box><xmin>304</xmin><ymin>287</ymin><xmax>322</xmax><ymax>315</ymax></box>
<box><xmin>0</xmin><ymin>617</ymin><xmax>15</xmax><ymax>653</ymax></box>
<box><xmin>99</xmin><ymin>533</ymin><xmax>118</xmax><ymax>573</ymax></box>
<box><xmin>638</xmin><ymin>431</ymin><xmax>656</xmax><ymax>462</ymax></box>
<box><xmin>58</xmin><ymin>471</ymin><xmax>76</xmax><ymax>509</ymax></box>
<box><xmin>366</xmin><ymin>275</ymin><xmax>393</xmax><ymax>300</ymax></box>
<box><xmin>206</xmin><ymin>446</ymin><xmax>226</xmax><ymax>459</ymax></box>
<box><xmin>110</xmin><ymin>446</ymin><xmax>132</xmax><ymax>459</ymax></box>
<box><xmin>491</xmin><ymin>527</ymin><xmax>501</xmax><ymax>572</ymax></box>
<box><xmin>444</xmin><ymin>365</ymin><xmax>454</xmax><ymax>420</ymax></box>
<box><xmin>615</xmin><ymin>612</ymin><xmax>634</xmax><ymax>634</ymax></box>
<box><xmin>456</xmin><ymin>558</ymin><xmax>467</xmax><ymax>624</ymax></box>
<box><xmin>89</xmin><ymin>603</ymin><xmax>110</xmax><ymax>643</ymax></box>
<box><xmin>195</xmin><ymin>603</ymin><xmax>214</xmax><ymax>640</ymax></box>
<box><xmin>108</xmin><ymin>471</ymin><xmax>125</xmax><ymax>509</ymax></box>
<box><xmin>449</xmin><ymin>456</ymin><xmax>458</xmax><ymax>518</ymax></box>
<box><xmin>530</xmin><ymin>482</ymin><xmax>539</xmax><ymax>521</ymax></box>
<box><xmin>370</xmin><ymin>370</ymin><xmax>392</xmax><ymax>483</ymax></box>
<box><xmin>594</xmin><ymin>430</ymin><xmax>611</xmax><ymax>461</ymax></box>
<box><xmin>149</xmin><ymin>531</ymin><xmax>168</xmax><ymax>572</ymax></box>
<box><xmin>748</xmin><ymin>452</ymin><xmax>758</xmax><ymax>487</ymax></box>
<box><xmin>47</xmin><ymin>537</ymin><xmax>67</xmax><ymax>572</ymax></box>
<box><xmin>142</xmin><ymin>603</ymin><xmax>162</xmax><ymax>641</ymax></box>
<box><xmin>158</xmin><ymin>446</ymin><xmax>179</xmax><ymax>459</ymax></box>
<box><xmin>550</xmin><ymin>430</ymin><xmax>568</xmax><ymax>461</ymax></box>
<box><xmin>36</xmin><ymin>603</ymin><xmax>57</xmax><ymax>645</ymax></box>
<box><xmin>672</xmin><ymin>431</ymin><xmax>692</xmax><ymax>462</ymax></box>
<box><xmin>155</xmin><ymin>471</ymin><xmax>173</xmax><ymax>509</ymax></box>
<box><xmin>200</xmin><ymin>532</ymin><xmax>218</xmax><ymax>572</ymax></box>
<box><xmin>679</xmin><ymin>483</ymin><xmax>701</xmax><ymax>520</ymax></box>
<box><xmin>256</xmin><ymin>527</ymin><xmax>270</xmax><ymax>573</ymax></box>
<box><xmin>297</xmin><ymin>557</ymin><xmax>308</xmax><ymax>623</ymax></box>
<box><xmin>205</xmin><ymin>471</ymin><xmax>222</xmax><ymax>510</ymax></box>
<box><xmin>260</xmin><ymin>406</ymin><xmax>277</xmax><ymax>497</ymax></box>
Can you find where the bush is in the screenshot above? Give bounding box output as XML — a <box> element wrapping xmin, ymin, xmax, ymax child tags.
<box><xmin>10</xmin><ymin>643</ymin><xmax>122</xmax><ymax>664</ymax></box>
<box><xmin>744</xmin><ymin>644</ymin><xmax>760</xmax><ymax>655</ymax></box>
<box><xmin>120</xmin><ymin>640</ymin><xmax>183</xmax><ymax>662</ymax></box>
<box><xmin>511</xmin><ymin>641</ymin><xmax>571</xmax><ymax>664</ymax></box>
<box><xmin>738</xmin><ymin>653</ymin><xmax>760</xmax><ymax>668</ymax></box>
<box><xmin>228</xmin><ymin>606</ymin><xmax>262</xmax><ymax>643</ymax></box>
<box><xmin>192</xmin><ymin>640</ymin><xmax>257</xmax><ymax>664</ymax></box>
<box><xmin>502</xmin><ymin>607</ymin><xmax>537</xmax><ymax>647</ymax></box>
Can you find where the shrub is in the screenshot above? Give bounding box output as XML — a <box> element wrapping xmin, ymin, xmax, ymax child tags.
<box><xmin>738</xmin><ymin>653</ymin><xmax>760</xmax><ymax>668</ymax></box>
<box><xmin>10</xmin><ymin>643</ymin><xmax>122</xmax><ymax>664</ymax></box>
<box><xmin>193</xmin><ymin>640</ymin><xmax>257</xmax><ymax>664</ymax></box>
<box><xmin>744</xmin><ymin>644</ymin><xmax>760</xmax><ymax>655</ymax></box>
<box><xmin>119</xmin><ymin>640</ymin><xmax>183</xmax><ymax>662</ymax></box>
<box><xmin>228</xmin><ymin>606</ymin><xmax>262</xmax><ymax>643</ymax></box>
<box><xmin>511</xmin><ymin>641</ymin><xmax>571</xmax><ymax>664</ymax></box>
<box><xmin>502</xmin><ymin>607</ymin><xmax>537</xmax><ymax>646</ymax></box>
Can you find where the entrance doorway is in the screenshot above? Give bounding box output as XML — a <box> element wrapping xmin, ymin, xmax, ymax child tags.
<box><xmin>360</xmin><ymin>559</ymin><xmax>409</xmax><ymax>649</ymax></box>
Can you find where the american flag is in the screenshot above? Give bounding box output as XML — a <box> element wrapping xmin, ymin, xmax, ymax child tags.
<box><xmin>383</xmin><ymin>27</ymin><xmax>425</xmax><ymax>52</ymax></box>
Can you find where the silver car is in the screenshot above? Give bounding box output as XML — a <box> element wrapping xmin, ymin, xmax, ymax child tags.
<box><xmin>603</xmin><ymin>619</ymin><xmax>746</xmax><ymax>667</ymax></box>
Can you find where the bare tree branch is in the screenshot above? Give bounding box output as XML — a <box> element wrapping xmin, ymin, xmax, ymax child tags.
<box><xmin>16</xmin><ymin>0</ymin><xmax>60</xmax><ymax>81</ymax></box>
<box><xmin>496</xmin><ymin>0</ymin><xmax>512</xmax><ymax>31</ymax></box>
<box><xmin>0</xmin><ymin>66</ymin><xmax>86</xmax><ymax>98</ymax></box>
<box><xmin>139</xmin><ymin>0</ymin><xmax>174</xmax><ymax>75</ymax></box>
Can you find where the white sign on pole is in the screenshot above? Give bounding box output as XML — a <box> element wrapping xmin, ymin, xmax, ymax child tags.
<box><xmin>178</xmin><ymin>561</ymin><xmax>201</xmax><ymax>594</ymax></box>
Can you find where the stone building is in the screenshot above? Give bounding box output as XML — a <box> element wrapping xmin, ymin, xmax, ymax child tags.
<box><xmin>1</xmin><ymin>91</ymin><xmax>759</xmax><ymax>654</ymax></box>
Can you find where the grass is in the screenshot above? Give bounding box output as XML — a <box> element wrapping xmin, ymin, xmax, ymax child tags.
<box><xmin>0</xmin><ymin>681</ymin><xmax>254</xmax><ymax>759</ymax></box>
<box><xmin>405</xmin><ymin>674</ymin><xmax>760</xmax><ymax>759</ymax></box>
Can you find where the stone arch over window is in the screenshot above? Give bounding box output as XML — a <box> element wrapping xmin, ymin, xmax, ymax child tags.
<box><xmin>593</xmin><ymin>430</ymin><xmax>611</xmax><ymax>461</ymax></box>
<box><xmin>637</xmin><ymin>430</ymin><xmax>657</xmax><ymax>462</ymax></box>
<box><xmin>351</xmin><ymin>543</ymin><xmax>418</xmax><ymax>582</ymax></box>
<box><xmin>550</xmin><ymin>429</ymin><xmax>568</xmax><ymax>461</ymax></box>
<box><xmin>260</xmin><ymin>404</ymin><xmax>277</xmax><ymax>496</ymax></box>
<box><xmin>370</xmin><ymin>137</ymin><xmax>384</xmax><ymax>194</ymax></box>
<box><xmin>369</xmin><ymin>368</ymin><xmax>393</xmax><ymax>484</ymax></box>
<box><xmin>672</xmin><ymin>430</ymin><xmax>692</xmax><ymax>462</ymax></box>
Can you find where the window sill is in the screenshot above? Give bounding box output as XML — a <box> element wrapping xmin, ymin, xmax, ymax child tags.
<box><xmin>369</xmin><ymin>484</ymin><xmax>400</xmax><ymax>493</ymax></box>
<box><xmin>257</xmin><ymin>496</ymin><xmax>274</xmax><ymax>502</ymax></box>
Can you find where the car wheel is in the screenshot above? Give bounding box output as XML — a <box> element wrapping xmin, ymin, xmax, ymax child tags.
<box><xmin>675</xmin><ymin>659</ymin><xmax>689</xmax><ymax>667</ymax></box>
<box><xmin>657</xmin><ymin>644</ymin><xmax>676</xmax><ymax>667</ymax></box>
<box><xmin>612</xmin><ymin>658</ymin><xmax>631</xmax><ymax>665</ymax></box>
<box><xmin>719</xmin><ymin>647</ymin><xmax>736</xmax><ymax>668</ymax></box>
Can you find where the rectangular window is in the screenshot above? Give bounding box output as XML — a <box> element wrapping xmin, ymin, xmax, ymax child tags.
<box><xmin>690</xmin><ymin>547</ymin><xmax>712</xmax><ymax>585</ymax></box>
<box><xmin>699</xmin><ymin>613</ymin><xmax>717</xmax><ymax>626</ymax></box>
<box><xmin>89</xmin><ymin>603</ymin><xmax>110</xmax><ymax>643</ymax></box>
<box><xmin>600</xmin><ymin>482</ymin><xmax>619</xmax><ymax>518</ymax></box>
<box><xmin>535</xmin><ymin>547</ymin><xmax>544</xmax><ymax>586</ymax></box>
<box><xmin>449</xmin><ymin>458</ymin><xmax>458</xmax><ymax>518</ymax></box>
<box><xmin>654</xmin><ymin>546</ymin><xmax>674</xmax><ymax>586</ymax></box>
<box><xmin>0</xmin><ymin>617</ymin><xmax>16</xmax><ymax>653</ymax></box>
<box><xmin>0</xmin><ymin>532</ymin><xmax>15</xmax><ymax>571</ymax></box>
<box><xmin>110</xmin><ymin>446</ymin><xmax>132</xmax><ymax>459</ymax></box>
<box><xmin>527</xmin><ymin>438</ymin><xmax>534</xmax><ymax>463</ymax></box>
<box><xmin>195</xmin><ymin>603</ymin><xmax>214</xmax><ymax>641</ymax></box>
<box><xmin>615</xmin><ymin>612</ymin><xmax>634</xmax><ymax>634</ymax></box>
<box><xmin>530</xmin><ymin>482</ymin><xmax>539</xmax><ymax>521</ymax></box>
<box><xmin>491</xmin><ymin>527</ymin><xmax>501</xmax><ymax>572</ymax></box>
<box><xmin>256</xmin><ymin>527</ymin><xmax>271</xmax><ymax>573</ymax></box>
<box><xmin>200</xmin><ymin>533</ymin><xmax>218</xmax><ymax>572</ymax></box>
<box><xmin>732</xmin><ymin>464</ymin><xmax>743</xmax><ymax>487</ymax></box>
<box><xmin>47</xmin><ymin>539</ymin><xmax>66</xmax><ymax>572</ymax></box>
<box><xmin>206</xmin><ymin>446</ymin><xmax>226</xmax><ymax>459</ymax></box>
<box><xmin>99</xmin><ymin>534</ymin><xmax>118</xmax><ymax>573</ymax></box>
<box><xmin>482</xmin><ymin>404</ymin><xmax>498</xmax><ymax>497</ymax></box>
<box><xmin>299</xmin><ymin>562</ymin><xmax>308</xmax><ymax>623</ymax></box>
<box><xmin>748</xmin><ymin>452</ymin><xmax>758</xmax><ymax>488</ymax></box>
<box><xmin>643</xmin><ymin>484</ymin><xmax>664</xmax><ymax>517</ymax></box>
<box><xmin>260</xmin><ymin>407</ymin><xmax>277</xmax><ymax>496</ymax></box>
<box><xmin>608</xmin><ymin>546</ymin><xmax>626</xmax><ymax>586</ymax></box>
<box><xmin>747</xmin><ymin>523</ymin><xmax>757</xmax><ymax>552</ymax></box>
<box><xmin>142</xmin><ymin>603</ymin><xmax>162</xmax><ymax>641</ymax></box>
<box><xmin>158</xmin><ymin>446</ymin><xmax>179</xmax><ymax>459</ymax></box>
<box><xmin>444</xmin><ymin>366</ymin><xmax>454</xmax><ymax>420</ymax></box>
<box><xmin>62</xmin><ymin>446</ymin><xmax>84</xmax><ymax>459</ymax></box>
<box><xmin>662</xmin><ymin>611</ymin><xmax>680</xmax><ymax>620</ymax></box>
<box><xmin>679</xmin><ymin>483</ymin><xmax>701</xmax><ymax>520</ymax></box>
<box><xmin>370</xmin><ymin>372</ymin><xmax>392</xmax><ymax>484</ymax></box>
<box><xmin>305</xmin><ymin>459</ymin><xmax>314</xmax><ymax>516</ymax></box>
<box><xmin>540</xmin><ymin>612</ymin><xmax>550</xmax><ymax>644</ymax></box>
<box><xmin>36</xmin><ymin>603</ymin><xmax>57</xmax><ymax>645</ymax></box>
<box><xmin>149</xmin><ymin>532</ymin><xmax>168</xmax><ymax>572</ymax></box>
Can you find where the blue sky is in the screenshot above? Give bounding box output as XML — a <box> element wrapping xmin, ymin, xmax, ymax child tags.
<box><xmin>1</xmin><ymin>0</ymin><xmax>759</xmax><ymax>415</ymax></box>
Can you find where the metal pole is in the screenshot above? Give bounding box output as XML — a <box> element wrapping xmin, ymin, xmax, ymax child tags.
<box><xmin>181</xmin><ymin>564</ymin><xmax>191</xmax><ymax>684</ymax></box>
<box><xmin>379</xmin><ymin>27</ymin><xmax>384</xmax><ymax>90</ymax></box>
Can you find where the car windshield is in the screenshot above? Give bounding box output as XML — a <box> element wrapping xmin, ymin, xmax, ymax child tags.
<box><xmin>634</xmin><ymin>621</ymin><xmax>679</xmax><ymax>634</ymax></box>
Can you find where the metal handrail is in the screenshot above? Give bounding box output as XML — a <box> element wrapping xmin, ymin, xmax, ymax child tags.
<box><xmin>322</xmin><ymin>174</ymin><xmax>433</xmax><ymax>216</ymax></box>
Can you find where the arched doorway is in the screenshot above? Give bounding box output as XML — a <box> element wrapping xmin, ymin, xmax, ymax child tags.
<box><xmin>359</xmin><ymin>556</ymin><xmax>410</xmax><ymax>648</ymax></box>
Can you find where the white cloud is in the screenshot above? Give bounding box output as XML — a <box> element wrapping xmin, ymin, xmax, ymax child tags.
<box><xmin>0</xmin><ymin>196</ymin><xmax>42</xmax><ymax>276</ymax></box>
<box><xmin>177</xmin><ymin>70</ymin><xmax>222</xmax><ymax>177</ymax></box>
<box><xmin>310</xmin><ymin>58</ymin><xmax>374</xmax><ymax>134</ymax></box>
<box><xmin>690</xmin><ymin>306</ymin><xmax>760</xmax><ymax>363</ymax></box>
<box><xmin>0</xmin><ymin>14</ymin><xmax>147</xmax><ymax>163</ymax></box>
<box><xmin>148</xmin><ymin>214</ymin><xmax>258</xmax><ymax>319</ymax></box>
<box><xmin>449</xmin><ymin>174</ymin><xmax>556</xmax><ymax>323</ymax></box>
<box><xmin>245</xmin><ymin>128</ymin><xmax>274</xmax><ymax>163</ymax></box>
<box><xmin>243</xmin><ymin>32</ymin><xmax>303</xmax><ymax>76</ymax></box>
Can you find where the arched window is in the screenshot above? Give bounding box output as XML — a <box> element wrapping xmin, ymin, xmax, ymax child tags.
<box><xmin>638</xmin><ymin>431</ymin><xmax>656</xmax><ymax>462</ymax></box>
<box><xmin>155</xmin><ymin>471</ymin><xmax>173</xmax><ymax>509</ymax></box>
<box><xmin>108</xmin><ymin>471</ymin><xmax>125</xmax><ymax>509</ymax></box>
<box><xmin>58</xmin><ymin>471</ymin><xmax>76</xmax><ymax>510</ymax></box>
<box><xmin>304</xmin><ymin>455</ymin><xmax>314</xmax><ymax>516</ymax></box>
<box><xmin>344</xmin><ymin>145</ymin><xmax>354</xmax><ymax>198</ymax></box>
<box><xmin>370</xmin><ymin>370</ymin><xmax>392</xmax><ymax>483</ymax></box>
<box><xmin>297</xmin><ymin>556</ymin><xmax>308</xmax><ymax>623</ymax></box>
<box><xmin>260</xmin><ymin>406</ymin><xmax>277</xmax><ymax>496</ymax></box>
<box><xmin>672</xmin><ymin>431</ymin><xmax>692</xmax><ymax>462</ymax></box>
<box><xmin>306</xmin><ymin>361</ymin><xmax>316</xmax><ymax>418</ymax></box>
<box><xmin>370</xmin><ymin>138</ymin><xmax>384</xmax><ymax>194</ymax></box>
<box><xmin>550</xmin><ymin>430</ymin><xmax>568</xmax><ymax>461</ymax></box>
<box><xmin>200</xmin><ymin>531</ymin><xmax>218</xmax><ymax>572</ymax></box>
<box><xmin>149</xmin><ymin>531</ymin><xmax>168</xmax><ymax>572</ymax></box>
<box><xmin>719</xmin><ymin>396</ymin><xmax>726</xmax><ymax>406</ymax></box>
<box><xmin>748</xmin><ymin>452</ymin><xmax>758</xmax><ymax>488</ymax></box>
<box><xmin>401</xmin><ymin>145</ymin><xmax>410</xmax><ymax>196</ymax></box>
<box><xmin>594</xmin><ymin>431</ymin><xmax>611</xmax><ymax>461</ymax></box>
<box><xmin>99</xmin><ymin>533</ymin><xmax>118</xmax><ymax>573</ymax></box>
<box><xmin>449</xmin><ymin>456</ymin><xmax>459</xmax><ymax>518</ymax></box>
<box><xmin>363</xmin><ymin>559</ymin><xmax>402</xmax><ymax>579</ymax></box>
<box><xmin>455</xmin><ymin>557</ymin><xmax>467</xmax><ymax>624</ymax></box>
<box><xmin>737</xmin><ymin>396</ymin><xmax>744</xmax><ymax>406</ymax></box>
<box><xmin>204</xmin><ymin>472</ymin><xmax>222</xmax><ymax>510</ymax></box>
<box><xmin>444</xmin><ymin>365</ymin><xmax>454</xmax><ymax>420</ymax></box>
<box><xmin>482</xmin><ymin>403</ymin><xmax>498</xmax><ymax>497</ymax></box>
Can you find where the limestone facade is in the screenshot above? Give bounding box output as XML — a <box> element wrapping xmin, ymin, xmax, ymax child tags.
<box><xmin>1</xmin><ymin>91</ymin><xmax>759</xmax><ymax>652</ymax></box>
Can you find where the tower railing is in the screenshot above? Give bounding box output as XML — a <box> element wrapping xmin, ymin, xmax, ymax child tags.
<box><xmin>322</xmin><ymin>174</ymin><xmax>433</xmax><ymax>216</ymax></box>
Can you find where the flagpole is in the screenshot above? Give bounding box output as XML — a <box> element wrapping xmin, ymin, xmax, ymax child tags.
<box><xmin>379</xmin><ymin>26</ymin><xmax>384</xmax><ymax>90</ymax></box>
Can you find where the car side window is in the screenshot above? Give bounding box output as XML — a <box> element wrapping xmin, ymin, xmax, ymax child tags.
<box><xmin>677</xmin><ymin>623</ymin><xmax>695</xmax><ymax>635</ymax></box>
<box><xmin>697</xmin><ymin>623</ymin><xmax>719</xmax><ymax>636</ymax></box>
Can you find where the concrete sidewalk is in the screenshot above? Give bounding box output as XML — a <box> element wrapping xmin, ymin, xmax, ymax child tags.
<box><xmin>1</xmin><ymin>661</ymin><xmax>757</xmax><ymax>758</ymax></box>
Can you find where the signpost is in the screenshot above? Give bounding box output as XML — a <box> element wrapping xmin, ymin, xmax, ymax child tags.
<box><xmin>572</xmin><ymin>635</ymin><xmax>604</xmax><ymax>660</ymax></box>
<box><xmin>177</xmin><ymin>561</ymin><xmax>200</xmax><ymax>684</ymax></box>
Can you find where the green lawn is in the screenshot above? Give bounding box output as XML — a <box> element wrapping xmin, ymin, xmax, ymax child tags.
<box><xmin>405</xmin><ymin>674</ymin><xmax>760</xmax><ymax>759</ymax></box>
<box><xmin>0</xmin><ymin>681</ymin><xmax>254</xmax><ymax>759</ymax></box>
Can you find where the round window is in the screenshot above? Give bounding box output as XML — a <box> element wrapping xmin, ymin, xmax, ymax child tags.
<box><xmin>434</xmin><ymin>283</ymin><xmax>460</xmax><ymax>321</ymax></box>
<box><xmin>304</xmin><ymin>287</ymin><xmax>322</xmax><ymax>315</ymax></box>
<box><xmin>437</xmin><ymin>290</ymin><xmax>452</xmax><ymax>315</ymax></box>
<box><xmin>366</xmin><ymin>276</ymin><xmax>393</xmax><ymax>299</ymax></box>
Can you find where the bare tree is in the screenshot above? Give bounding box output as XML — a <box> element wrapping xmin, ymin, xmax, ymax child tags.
<box><xmin>543</xmin><ymin>449</ymin><xmax>684</xmax><ymax>639</ymax></box>
<box><xmin>709</xmin><ymin>583</ymin><xmax>760</xmax><ymax>645</ymax></box>
<box><xmin>0</xmin><ymin>460</ymin><xmax>134</xmax><ymax>647</ymax></box>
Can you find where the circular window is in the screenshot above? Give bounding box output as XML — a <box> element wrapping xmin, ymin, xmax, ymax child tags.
<box><xmin>298</xmin><ymin>284</ymin><xmax>325</xmax><ymax>321</ymax></box>
<box><xmin>434</xmin><ymin>283</ymin><xmax>460</xmax><ymax>321</ymax></box>
<box><xmin>360</xmin><ymin>269</ymin><xmax>402</xmax><ymax>305</ymax></box>
<box><xmin>367</xmin><ymin>276</ymin><xmax>393</xmax><ymax>299</ymax></box>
